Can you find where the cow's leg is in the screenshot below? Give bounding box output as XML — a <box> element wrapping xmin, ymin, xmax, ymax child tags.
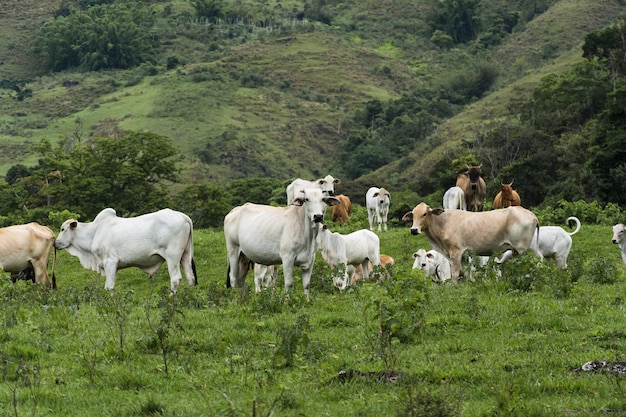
<box><xmin>282</xmin><ymin>257</ymin><xmax>296</xmax><ymax>292</ymax></box>
<box><xmin>31</xmin><ymin>260</ymin><xmax>51</xmax><ymax>287</ymax></box>
<box><xmin>383</xmin><ymin>216</ymin><xmax>388</xmax><ymax>231</ymax></box>
<box><xmin>103</xmin><ymin>261</ymin><xmax>118</xmax><ymax>291</ymax></box>
<box><xmin>226</xmin><ymin>246</ymin><xmax>242</xmax><ymax>288</ymax></box>
<box><xmin>448</xmin><ymin>250</ymin><xmax>463</xmax><ymax>283</ymax></box>
<box><xmin>301</xmin><ymin>265</ymin><xmax>313</xmax><ymax>300</ymax></box>
<box><xmin>166</xmin><ymin>261</ymin><xmax>184</xmax><ymax>294</ymax></box>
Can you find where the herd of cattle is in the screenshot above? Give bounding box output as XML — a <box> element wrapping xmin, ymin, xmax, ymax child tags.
<box><xmin>2</xmin><ymin>165</ymin><xmax>626</xmax><ymax>295</ymax></box>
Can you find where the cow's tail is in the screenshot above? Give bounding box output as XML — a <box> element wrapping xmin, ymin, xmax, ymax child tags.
<box><xmin>226</xmin><ymin>255</ymin><xmax>251</xmax><ymax>288</ymax></box>
<box><xmin>226</xmin><ymin>264</ymin><xmax>231</xmax><ymax>288</ymax></box>
<box><xmin>191</xmin><ymin>258</ymin><xmax>198</xmax><ymax>286</ymax></box>
<box><xmin>51</xmin><ymin>246</ymin><xmax>57</xmax><ymax>290</ymax></box>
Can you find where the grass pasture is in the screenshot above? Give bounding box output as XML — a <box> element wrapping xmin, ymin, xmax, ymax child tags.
<box><xmin>1</xmin><ymin>213</ymin><xmax>626</xmax><ymax>416</ymax></box>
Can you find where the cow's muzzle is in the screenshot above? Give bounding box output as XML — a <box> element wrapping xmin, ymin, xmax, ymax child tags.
<box><xmin>410</xmin><ymin>228</ymin><xmax>420</xmax><ymax>235</ymax></box>
<box><xmin>313</xmin><ymin>214</ymin><xmax>324</xmax><ymax>223</ymax></box>
<box><xmin>612</xmin><ymin>239</ymin><xmax>618</xmax><ymax>244</ymax></box>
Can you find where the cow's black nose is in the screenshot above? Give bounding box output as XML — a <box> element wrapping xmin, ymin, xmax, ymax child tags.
<box><xmin>313</xmin><ymin>214</ymin><xmax>324</xmax><ymax>223</ymax></box>
<box><xmin>410</xmin><ymin>228</ymin><xmax>419</xmax><ymax>235</ymax></box>
<box><xmin>613</xmin><ymin>239</ymin><xmax>618</xmax><ymax>244</ymax></box>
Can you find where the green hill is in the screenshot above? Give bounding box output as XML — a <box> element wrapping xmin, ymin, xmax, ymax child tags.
<box><xmin>0</xmin><ymin>0</ymin><xmax>624</xmax><ymax>201</ymax></box>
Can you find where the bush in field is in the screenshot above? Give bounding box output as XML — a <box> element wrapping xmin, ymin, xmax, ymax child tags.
<box><xmin>360</xmin><ymin>273</ymin><xmax>429</xmax><ymax>369</ymax></box>
<box><xmin>500</xmin><ymin>253</ymin><xmax>573</xmax><ymax>297</ymax></box>
<box><xmin>582</xmin><ymin>258</ymin><xmax>622</xmax><ymax>285</ymax></box>
<box><xmin>534</xmin><ymin>199</ymin><xmax>624</xmax><ymax>225</ymax></box>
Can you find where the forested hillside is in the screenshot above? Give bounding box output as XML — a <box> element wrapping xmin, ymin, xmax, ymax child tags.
<box><xmin>0</xmin><ymin>0</ymin><xmax>625</xmax><ymax>226</ymax></box>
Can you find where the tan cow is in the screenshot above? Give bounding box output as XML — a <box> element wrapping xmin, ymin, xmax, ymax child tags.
<box><xmin>493</xmin><ymin>182</ymin><xmax>521</xmax><ymax>209</ymax></box>
<box><xmin>456</xmin><ymin>165</ymin><xmax>487</xmax><ymax>212</ymax></box>
<box><xmin>0</xmin><ymin>223</ymin><xmax>56</xmax><ymax>288</ymax></box>
<box><xmin>350</xmin><ymin>254</ymin><xmax>394</xmax><ymax>285</ymax></box>
<box><xmin>331</xmin><ymin>194</ymin><xmax>352</xmax><ymax>226</ymax></box>
<box><xmin>402</xmin><ymin>203</ymin><xmax>539</xmax><ymax>282</ymax></box>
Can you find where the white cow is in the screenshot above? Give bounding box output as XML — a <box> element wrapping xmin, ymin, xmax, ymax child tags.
<box><xmin>253</xmin><ymin>263</ymin><xmax>278</xmax><ymax>292</ymax></box>
<box><xmin>0</xmin><ymin>223</ymin><xmax>57</xmax><ymax>288</ymax></box>
<box><xmin>366</xmin><ymin>187</ymin><xmax>391</xmax><ymax>231</ymax></box>
<box><xmin>316</xmin><ymin>224</ymin><xmax>381</xmax><ymax>290</ymax></box>
<box><xmin>286</xmin><ymin>175</ymin><xmax>340</xmax><ymax>205</ymax></box>
<box><xmin>612</xmin><ymin>223</ymin><xmax>626</xmax><ymax>265</ymax></box>
<box><xmin>54</xmin><ymin>208</ymin><xmax>197</xmax><ymax>293</ymax></box>
<box><xmin>443</xmin><ymin>186</ymin><xmax>467</xmax><ymax>211</ymax></box>
<box><xmin>498</xmin><ymin>216</ymin><xmax>581</xmax><ymax>269</ymax></box>
<box><xmin>224</xmin><ymin>188</ymin><xmax>339</xmax><ymax>298</ymax></box>
<box><xmin>412</xmin><ymin>248</ymin><xmax>452</xmax><ymax>283</ymax></box>
<box><xmin>403</xmin><ymin>203</ymin><xmax>539</xmax><ymax>283</ymax></box>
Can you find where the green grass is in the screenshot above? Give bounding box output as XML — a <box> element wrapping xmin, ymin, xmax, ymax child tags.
<box><xmin>1</xmin><ymin>208</ymin><xmax>625</xmax><ymax>416</ymax></box>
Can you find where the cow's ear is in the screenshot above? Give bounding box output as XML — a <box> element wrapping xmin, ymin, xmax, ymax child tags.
<box><xmin>334</xmin><ymin>178</ymin><xmax>341</xmax><ymax>184</ymax></box>
<box><xmin>431</xmin><ymin>208</ymin><xmax>445</xmax><ymax>216</ymax></box>
<box><xmin>426</xmin><ymin>253</ymin><xmax>435</xmax><ymax>259</ymax></box>
<box><xmin>322</xmin><ymin>224</ymin><xmax>329</xmax><ymax>231</ymax></box>
<box><xmin>401</xmin><ymin>212</ymin><xmax>413</xmax><ymax>221</ymax></box>
<box><xmin>325</xmin><ymin>197</ymin><xmax>340</xmax><ymax>206</ymax></box>
<box><xmin>70</xmin><ymin>221</ymin><xmax>78</xmax><ymax>229</ymax></box>
<box><xmin>292</xmin><ymin>198</ymin><xmax>304</xmax><ymax>206</ymax></box>
<box><xmin>412</xmin><ymin>252</ymin><xmax>418</xmax><ymax>259</ymax></box>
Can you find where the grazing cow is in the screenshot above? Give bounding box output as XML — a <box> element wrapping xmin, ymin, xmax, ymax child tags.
<box><xmin>286</xmin><ymin>175</ymin><xmax>340</xmax><ymax>205</ymax></box>
<box><xmin>350</xmin><ymin>254</ymin><xmax>395</xmax><ymax>285</ymax></box>
<box><xmin>412</xmin><ymin>249</ymin><xmax>451</xmax><ymax>283</ymax></box>
<box><xmin>54</xmin><ymin>208</ymin><xmax>197</xmax><ymax>294</ymax></box>
<box><xmin>493</xmin><ymin>182</ymin><xmax>521</xmax><ymax>209</ymax></box>
<box><xmin>456</xmin><ymin>164</ymin><xmax>488</xmax><ymax>212</ymax></box>
<box><xmin>497</xmin><ymin>216</ymin><xmax>580</xmax><ymax>269</ymax></box>
<box><xmin>366</xmin><ymin>187</ymin><xmax>391</xmax><ymax>231</ymax></box>
<box><xmin>253</xmin><ymin>263</ymin><xmax>278</xmax><ymax>292</ymax></box>
<box><xmin>316</xmin><ymin>224</ymin><xmax>381</xmax><ymax>290</ymax></box>
<box><xmin>224</xmin><ymin>188</ymin><xmax>339</xmax><ymax>298</ymax></box>
<box><xmin>0</xmin><ymin>223</ymin><xmax>57</xmax><ymax>289</ymax></box>
<box><xmin>612</xmin><ymin>223</ymin><xmax>626</xmax><ymax>265</ymax></box>
<box><xmin>331</xmin><ymin>194</ymin><xmax>352</xmax><ymax>226</ymax></box>
<box><xmin>402</xmin><ymin>203</ymin><xmax>539</xmax><ymax>282</ymax></box>
<box><xmin>443</xmin><ymin>186</ymin><xmax>467</xmax><ymax>210</ymax></box>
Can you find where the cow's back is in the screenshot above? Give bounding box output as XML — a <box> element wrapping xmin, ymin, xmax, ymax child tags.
<box><xmin>224</xmin><ymin>203</ymin><xmax>304</xmax><ymax>265</ymax></box>
<box><xmin>433</xmin><ymin>207</ymin><xmax>537</xmax><ymax>255</ymax></box>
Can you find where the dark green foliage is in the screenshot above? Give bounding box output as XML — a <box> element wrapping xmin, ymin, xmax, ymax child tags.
<box><xmin>273</xmin><ymin>315</ymin><xmax>311</xmax><ymax>368</ymax></box>
<box><xmin>172</xmin><ymin>184</ymin><xmax>231</xmax><ymax>229</ymax></box>
<box><xmin>36</xmin><ymin>3</ymin><xmax>157</xmax><ymax>72</ymax></box>
<box><xmin>427</xmin><ymin>0</ymin><xmax>482</xmax><ymax>44</ymax></box>
<box><xmin>0</xmin><ymin>131</ymin><xmax>179</xmax><ymax>221</ymax></box>
<box><xmin>192</xmin><ymin>0</ymin><xmax>225</xmax><ymax>20</ymax></box>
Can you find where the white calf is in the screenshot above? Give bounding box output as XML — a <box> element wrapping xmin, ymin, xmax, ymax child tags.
<box><xmin>412</xmin><ymin>249</ymin><xmax>452</xmax><ymax>283</ymax></box>
<box><xmin>612</xmin><ymin>223</ymin><xmax>626</xmax><ymax>265</ymax></box>
<box><xmin>317</xmin><ymin>224</ymin><xmax>380</xmax><ymax>290</ymax></box>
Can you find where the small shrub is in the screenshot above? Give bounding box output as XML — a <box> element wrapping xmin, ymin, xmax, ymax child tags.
<box><xmin>582</xmin><ymin>258</ymin><xmax>621</xmax><ymax>285</ymax></box>
<box><xmin>273</xmin><ymin>314</ymin><xmax>311</xmax><ymax>368</ymax></box>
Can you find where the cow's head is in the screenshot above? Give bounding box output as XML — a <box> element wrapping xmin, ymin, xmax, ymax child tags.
<box><xmin>54</xmin><ymin>219</ymin><xmax>79</xmax><ymax>250</ymax></box>
<box><xmin>402</xmin><ymin>202</ymin><xmax>443</xmax><ymax>235</ymax></box>
<box><xmin>318</xmin><ymin>175</ymin><xmax>341</xmax><ymax>196</ymax></box>
<box><xmin>612</xmin><ymin>223</ymin><xmax>626</xmax><ymax>245</ymax></box>
<box><xmin>293</xmin><ymin>188</ymin><xmax>340</xmax><ymax>223</ymax></box>
<box><xmin>465</xmin><ymin>164</ymin><xmax>487</xmax><ymax>190</ymax></box>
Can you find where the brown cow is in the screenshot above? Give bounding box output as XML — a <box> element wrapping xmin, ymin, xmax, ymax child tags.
<box><xmin>402</xmin><ymin>203</ymin><xmax>539</xmax><ymax>283</ymax></box>
<box><xmin>0</xmin><ymin>223</ymin><xmax>57</xmax><ymax>288</ymax></box>
<box><xmin>331</xmin><ymin>194</ymin><xmax>352</xmax><ymax>226</ymax></box>
<box><xmin>456</xmin><ymin>164</ymin><xmax>488</xmax><ymax>212</ymax></box>
<box><xmin>493</xmin><ymin>182</ymin><xmax>521</xmax><ymax>209</ymax></box>
<box><xmin>350</xmin><ymin>254</ymin><xmax>395</xmax><ymax>285</ymax></box>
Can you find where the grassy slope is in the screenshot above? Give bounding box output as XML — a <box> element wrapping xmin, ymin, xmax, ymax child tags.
<box><xmin>0</xmin><ymin>0</ymin><xmax>624</xmax><ymax>188</ymax></box>
<box><xmin>361</xmin><ymin>0</ymin><xmax>626</xmax><ymax>187</ymax></box>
